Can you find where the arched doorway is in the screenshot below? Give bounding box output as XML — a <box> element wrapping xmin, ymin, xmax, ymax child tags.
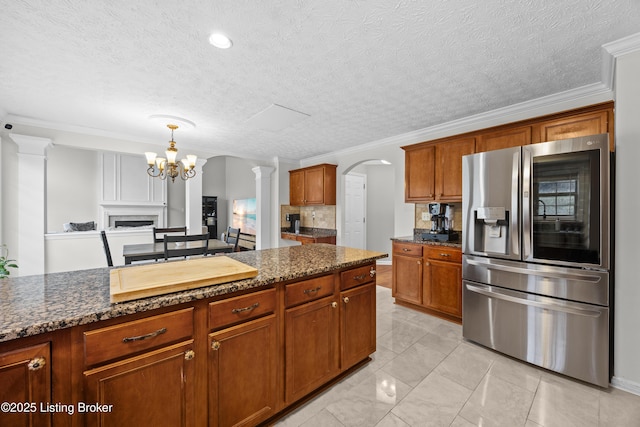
<box><xmin>342</xmin><ymin>159</ymin><xmax>393</xmax><ymax>252</ymax></box>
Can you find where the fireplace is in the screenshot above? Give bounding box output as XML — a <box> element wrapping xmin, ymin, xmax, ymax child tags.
<box><xmin>100</xmin><ymin>204</ymin><xmax>166</xmax><ymax>230</ymax></box>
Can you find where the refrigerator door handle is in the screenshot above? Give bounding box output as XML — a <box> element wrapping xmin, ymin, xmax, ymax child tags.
<box><xmin>465</xmin><ymin>284</ymin><xmax>603</xmax><ymax>317</ymax></box>
<box><xmin>511</xmin><ymin>150</ymin><xmax>520</xmax><ymax>257</ymax></box>
<box><xmin>522</xmin><ymin>148</ymin><xmax>531</xmax><ymax>259</ymax></box>
<box><xmin>465</xmin><ymin>258</ymin><xmax>603</xmax><ymax>283</ymax></box>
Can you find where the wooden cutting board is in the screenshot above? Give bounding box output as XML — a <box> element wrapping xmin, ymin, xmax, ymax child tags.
<box><xmin>110</xmin><ymin>256</ymin><xmax>258</xmax><ymax>303</ymax></box>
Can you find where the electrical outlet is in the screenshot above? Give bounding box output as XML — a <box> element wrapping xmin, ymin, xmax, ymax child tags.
<box><xmin>312</xmin><ymin>211</ymin><xmax>316</xmax><ymax>219</ymax></box>
<box><xmin>422</xmin><ymin>212</ymin><xmax>429</xmax><ymax>221</ymax></box>
<box><xmin>286</xmin><ymin>213</ymin><xmax>290</xmax><ymax>221</ymax></box>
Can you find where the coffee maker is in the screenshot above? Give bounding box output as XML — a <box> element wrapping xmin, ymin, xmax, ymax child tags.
<box><xmin>288</xmin><ymin>214</ymin><xmax>301</xmax><ymax>233</ymax></box>
<box><xmin>423</xmin><ymin>203</ymin><xmax>459</xmax><ymax>242</ymax></box>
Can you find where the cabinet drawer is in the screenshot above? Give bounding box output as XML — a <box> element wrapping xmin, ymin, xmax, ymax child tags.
<box><xmin>285</xmin><ymin>275</ymin><xmax>334</xmax><ymax>307</ymax></box>
<box><xmin>209</xmin><ymin>288</ymin><xmax>276</xmax><ymax>330</ymax></box>
<box><xmin>84</xmin><ymin>308</ymin><xmax>194</xmax><ymax>366</ymax></box>
<box><xmin>341</xmin><ymin>264</ymin><xmax>375</xmax><ymax>291</ymax></box>
<box><xmin>393</xmin><ymin>242</ymin><xmax>423</xmax><ymax>257</ymax></box>
<box><xmin>426</xmin><ymin>247</ymin><xmax>462</xmax><ymax>263</ymax></box>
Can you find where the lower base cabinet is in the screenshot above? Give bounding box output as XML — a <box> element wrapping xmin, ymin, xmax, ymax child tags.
<box><xmin>341</xmin><ymin>282</ymin><xmax>376</xmax><ymax>370</ymax></box>
<box><xmin>392</xmin><ymin>241</ymin><xmax>462</xmax><ymax>321</ymax></box>
<box><xmin>83</xmin><ymin>341</ymin><xmax>196</xmax><ymax>427</ymax></box>
<box><xmin>285</xmin><ymin>295</ymin><xmax>340</xmax><ymax>404</ymax></box>
<box><xmin>208</xmin><ymin>315</ymin><xmax>278</xmax><ymax>427</ymax></box>
<box><xmin>0</xmin><ymin>342</ymin><xmax>51</xmax><ymax>427</ymax></box>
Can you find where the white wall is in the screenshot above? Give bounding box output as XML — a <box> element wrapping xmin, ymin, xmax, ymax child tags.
<box><xmin>46</xmin><ymin>145</ymin><xmax>99</xmax><ymax>232</ymax></box>
<box><xmin>203</xmin><ymin>156</ymin><xmax>227</xmax><ymax>237</ymax></box>
<box><xmin>366</xmin><ymin>164</ymin><xmax>395</xmax><ymax>257</ymax></box>
<box><xmin>612</xmin><ymin>49</ymin><xmax>640</xmax><ymax>391</ymax></box>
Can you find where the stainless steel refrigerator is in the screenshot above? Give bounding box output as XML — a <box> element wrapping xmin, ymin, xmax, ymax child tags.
<box><xmin>462</xmin><ymin>134</ymin><xmax>612</xmax><ymax>387</ymax></box>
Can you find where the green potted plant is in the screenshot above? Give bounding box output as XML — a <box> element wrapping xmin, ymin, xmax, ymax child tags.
<box><xmin>0</xmin><ymin>244</ymin><xmax>18</xmax><ymax>278</ymax></box>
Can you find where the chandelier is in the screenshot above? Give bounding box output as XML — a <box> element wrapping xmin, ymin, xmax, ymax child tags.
<box><xmin>145</xmin><ymin>124</ymin><xmax>197</xmax><ymax>182</ymax></box>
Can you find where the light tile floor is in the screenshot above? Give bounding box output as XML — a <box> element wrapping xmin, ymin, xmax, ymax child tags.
<box><xmin>276</xmin><ymin>286</ymin><xmax>640</xmax><ymax>427</ymax></box>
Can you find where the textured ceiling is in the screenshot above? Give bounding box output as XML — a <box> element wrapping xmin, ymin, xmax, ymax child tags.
<box><xmin>1</xmin><ymin>1</ymin><xmax>640</xmax><ymax>160</ymax></box>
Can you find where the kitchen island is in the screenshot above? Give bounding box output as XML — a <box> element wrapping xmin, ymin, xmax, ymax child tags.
<box><xmin>0</xmin><ymin>244</ymin><xmax>386</xmax><ymax>427</ymax></box>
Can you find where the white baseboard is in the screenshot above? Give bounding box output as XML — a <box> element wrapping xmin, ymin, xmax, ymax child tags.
<box><xmin>376</xmin><ymin>259</ymin><xmax>392</xmax><ymax>266</ymax></box>
<box><xmin>611</xmin><ymin>376</ymin><xmax>640</xmax><ymax>396</ymax></box>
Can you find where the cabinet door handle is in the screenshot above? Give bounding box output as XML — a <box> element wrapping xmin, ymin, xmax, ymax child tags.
<box><xmin>231</xmin><ymin>302</ymin><xmax>259</xmax><ymax>314</ymax></box>
<box><xmin>370</xmin><ymin>268</ymin><xmax>376</xmax><ymax>277</ymax></box>
<box><xmin>331</xmin><ymin>301</ymin><xmax>338</xmax><ymax>309</ymax></box>
<box><xmin>28</xmin><ymin>357</ymin><xmax>46</xmax><ymax>371</ymax></box>
<box><xmin>211</xmin><ymin>341</ymin><xmax>221</xmax><ymax>351</ymax></box>
<box><xmin>342</xmin><ymin>296</ymin><xmax>350</xmax><ymax>304</ymax></box>
<box><xmin>303</xmin><ymin>286</ymin><xmax>322</xmax><ymax>295</ymax></box>
<box><xmin>122</xmin><ymin>327</ymin><xmax>167</xmax><ymax>343</ymax></box>
<box><xmin>184</xmin><ymin>350</ymin><xmax>195</xmax><ymax>360</ymax></box>
<box><xmin>417</xmin><ymin>260</ymin><xmax>421</xmax><ymax>265</ymax></box>
<box><xmin>353</xmin><ymin>274</ymin><xmax>366</xmax><ymax>281</ymax></box>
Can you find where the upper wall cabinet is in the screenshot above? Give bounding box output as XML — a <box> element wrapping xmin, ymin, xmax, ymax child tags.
<box><xmin>101</xmin><ymin>153</ymin><xmax>166</xmax><ymax>204</ymax></box>
<box><xmin>289</xmin><ymin>164</ymin><xmax>337</xmax><ymax>206</ymax></box>
<box><xmin>533</xmin><ymin>109</ymin><xmax>612</xmax><ymax>147</ymax></box>
<box><xmin>403</xmin><ymin>137</ymin><xmax>475</xmax><ymax>203</ymax></box>
<box><xmin>402</xmin><ymin>102</ymin><xmax>615</xmax><ymax>204</ymax></box>
<box><xmin>476</xmin><ymin>126</ymin><xmax>532</xmax><ymax>153</ymax></box>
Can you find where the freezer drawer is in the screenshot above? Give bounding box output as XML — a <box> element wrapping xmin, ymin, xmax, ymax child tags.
<box><xmin>463</xmin><ymin>281</ymin><xmax>609</xmax><ymax>387</ymax></box>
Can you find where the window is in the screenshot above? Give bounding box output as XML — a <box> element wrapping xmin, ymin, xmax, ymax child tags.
<box><xmin>536</xmin><ymin>177</ymin><xmax>577</xmax><ymax>217</ymax></box>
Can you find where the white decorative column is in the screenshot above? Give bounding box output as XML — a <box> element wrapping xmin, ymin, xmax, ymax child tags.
<box><xmin>252</xmin><ymin>166</ymin><xmax>275</xmax><ymax>250</ymax></box>
<box><xmin>11</xmin><ymin>134</ymin><xmax>52</xmax><ymax>276</ymax></box>
<box><xmin>185</xmin><ymin>158</ymin><xmax>207</xmax><ymax>234</ymax></box>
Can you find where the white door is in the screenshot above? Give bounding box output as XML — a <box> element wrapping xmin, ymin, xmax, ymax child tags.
<box><xmin>345</xmin><ymin>173</ymin><xmax>366</xmax><ymax>249</ymax></box>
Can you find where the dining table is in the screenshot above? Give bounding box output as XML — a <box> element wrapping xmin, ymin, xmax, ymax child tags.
<box><xmin>122</xmin><ymin>239</ymin><xmax>234</xmax><ymax>265</ymax></box>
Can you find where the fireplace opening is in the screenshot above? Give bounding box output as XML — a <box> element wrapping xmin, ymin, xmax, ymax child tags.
<box><xmin>114</xmin><ymin>220</ymin><xmax>155</xmax><ymax>228</ymax></box>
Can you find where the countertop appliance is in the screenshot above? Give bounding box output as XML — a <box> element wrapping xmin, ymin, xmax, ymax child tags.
<box><xmin>288</xmin><ymin>214</ymin><xmax>301</xmax><ymax>233</ymax></box>
<box><xmin>462</xmin><ymin>134</ymin><xmax>612</xmax><ymax>387</ymax></box>
<box><xmin>422</xmin><ymin>203</ymin><xmax>459</xmax><ymax>242</ymax></box>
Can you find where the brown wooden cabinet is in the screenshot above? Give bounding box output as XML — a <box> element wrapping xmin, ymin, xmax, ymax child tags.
<box><xmin>533</xmin><ymin>109</ymin><xmax>610</xmax><ymax>145</ymax></box>
<box><xmin>392</xmin><ymin>241</ymin><xmax>462</xmax><ymax>322</ymax></box>
<box><xmin>424</xmin><ymin>247</ymin><xmax>462</xmax><ymax>317</ymax></box>
<box><xmin>476</xmin><ymin>126</ymin><xmax>532</xmax><ymax>152</ymax></box>
<box><xmin>289</xmin><ymin>164</ymin><xmax>337</xmax><ymax>206</ymax></box>
<box><xmin>403</xmin><ymin>137</ymin><xmax>474</xmax><ymax>203</ymax></box>
<box><xmin>340</xmin><ymin>282</ymin><xmax>376</xmax><ymax>370</ymax></box>
<box><xmin>1</xmin><ymin>259</ymin><xmax>379</xmax><ymax>426</ymax></box>
<box><xmin>209</xmin><ymin>315</ymin><xmax>278</xmax><ymax>427</ymax></box>
<box><xmin>285</xmin><ymin>294</ymin><xmax>339</xmax><ymax>404</ymax></box>
<box><xmin>0</xmin><ymin>342</ymin><xmax>52</xmax><ymax>427</ymax></box>
<box><xmin>404</xmin><ymin>145</ymin><xmax>435</xmax><ymax>201</ymax></box>
<box><xmin>392</xmin><ymin>243</ymin><xmax>423</xmax><ymax>305</ymax></box>
<box><xmin>81</xmin><ymin>308</ymin><xmax>197</xmax><ymax>427</ymax></box>
<box><xmin>83</xmin><ymin>341</ymin><xmax>196</xmax><ymax>427</ymax></box>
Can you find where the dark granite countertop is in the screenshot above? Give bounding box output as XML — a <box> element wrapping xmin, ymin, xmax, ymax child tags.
<box><xmin>281</xmin><ymin>227</ymin><xmax>337</xmax><ymax>238</ymax></box>
<box><xmin>391</xmin><ymin>236</ymin><xmax>462</xmax><ymax>249</ymax></box>
<box><xmin>0</xmin><ymin>245</ymin><xmax>387</xmax><ymax>343</ymax></box>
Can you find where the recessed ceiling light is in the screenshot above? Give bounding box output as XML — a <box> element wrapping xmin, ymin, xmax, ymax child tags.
<box><xmin>209</xmin><ymin>33</ymin><xmax>232</xmax><ymax>49</ymax></box>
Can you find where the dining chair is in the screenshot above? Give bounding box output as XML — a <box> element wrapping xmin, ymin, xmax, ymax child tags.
<box><xmin>153</xmin><ymin>226</ymin><xmax>187</xmax><ymax>260</ymax></box>
<box><xmin>100</xmin><ymin>230</ymin><xmax>113</xmax><ymax>267</ymax></box>
<box><xmin>153</xmin><ymin>226</ymin><xmax>187</xmax><ymax>242</ymax></box>
<box><xmin>163</xmin><ymin>233</ymin><xmax>210</xmax><ymax>260</ymax></box>
<box><xmin>226</xmin><ymin>227</ymin><xmax>241</xmax><ymax>252</ymax></box>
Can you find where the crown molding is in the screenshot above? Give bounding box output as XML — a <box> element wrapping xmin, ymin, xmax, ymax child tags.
<box><xmin>302</xmin><ymin>82</ymin><xmax>613</xmax><ymax>165</ymax></box>
<box><xmin>602</xmin><ymin>31</ymin><xmax>640</xmax><ymax>92</ymax></box>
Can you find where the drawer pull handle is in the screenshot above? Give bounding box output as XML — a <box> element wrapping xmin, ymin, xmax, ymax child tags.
<box><xmin>303</xmin><ymin>286</ymin><xmax>322</xmax><ymax>295</ymax></box>
<box><xmin>370</xmin><ymin>268</ymin><xmax>376</xmax><ymax>277</ymax></box>
<box><xmin>231</xmin><ymin>302</ymin><xmax>260</xmax><ymax>314</ymax></box>
<box><xmin>402</xmin><ymin>248</ymin><xmax>411</xmax><ymax>252</ymax></box>
<box><xmin>353</xmin><ymin>274</ymin><xmax>367</xmax><ymax>281</ymax></box>
<box><xmin>439</xmin><ymin>253</ymin><xmax>451</xmax><ymax>257</ymax></box>
<box><xmin>28</xmin><ymin>357</ymin><xmax>46</xmax><ymax>371</ymax></box>
<box><xmin>122</xmin><ymin>327</ymin><xmax>167</xmax><ymax>343</ymax></box>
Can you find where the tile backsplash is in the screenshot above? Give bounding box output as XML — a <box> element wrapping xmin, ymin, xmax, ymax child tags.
<box><xmin>415</xmin><ymin>202</ymin><xmax>462</xmax><ymax>231</ymax></box>
<box><xmin>280</xmin><ymin>205</ymin><xmax>336</xmax><ymax>230</ymax></box>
